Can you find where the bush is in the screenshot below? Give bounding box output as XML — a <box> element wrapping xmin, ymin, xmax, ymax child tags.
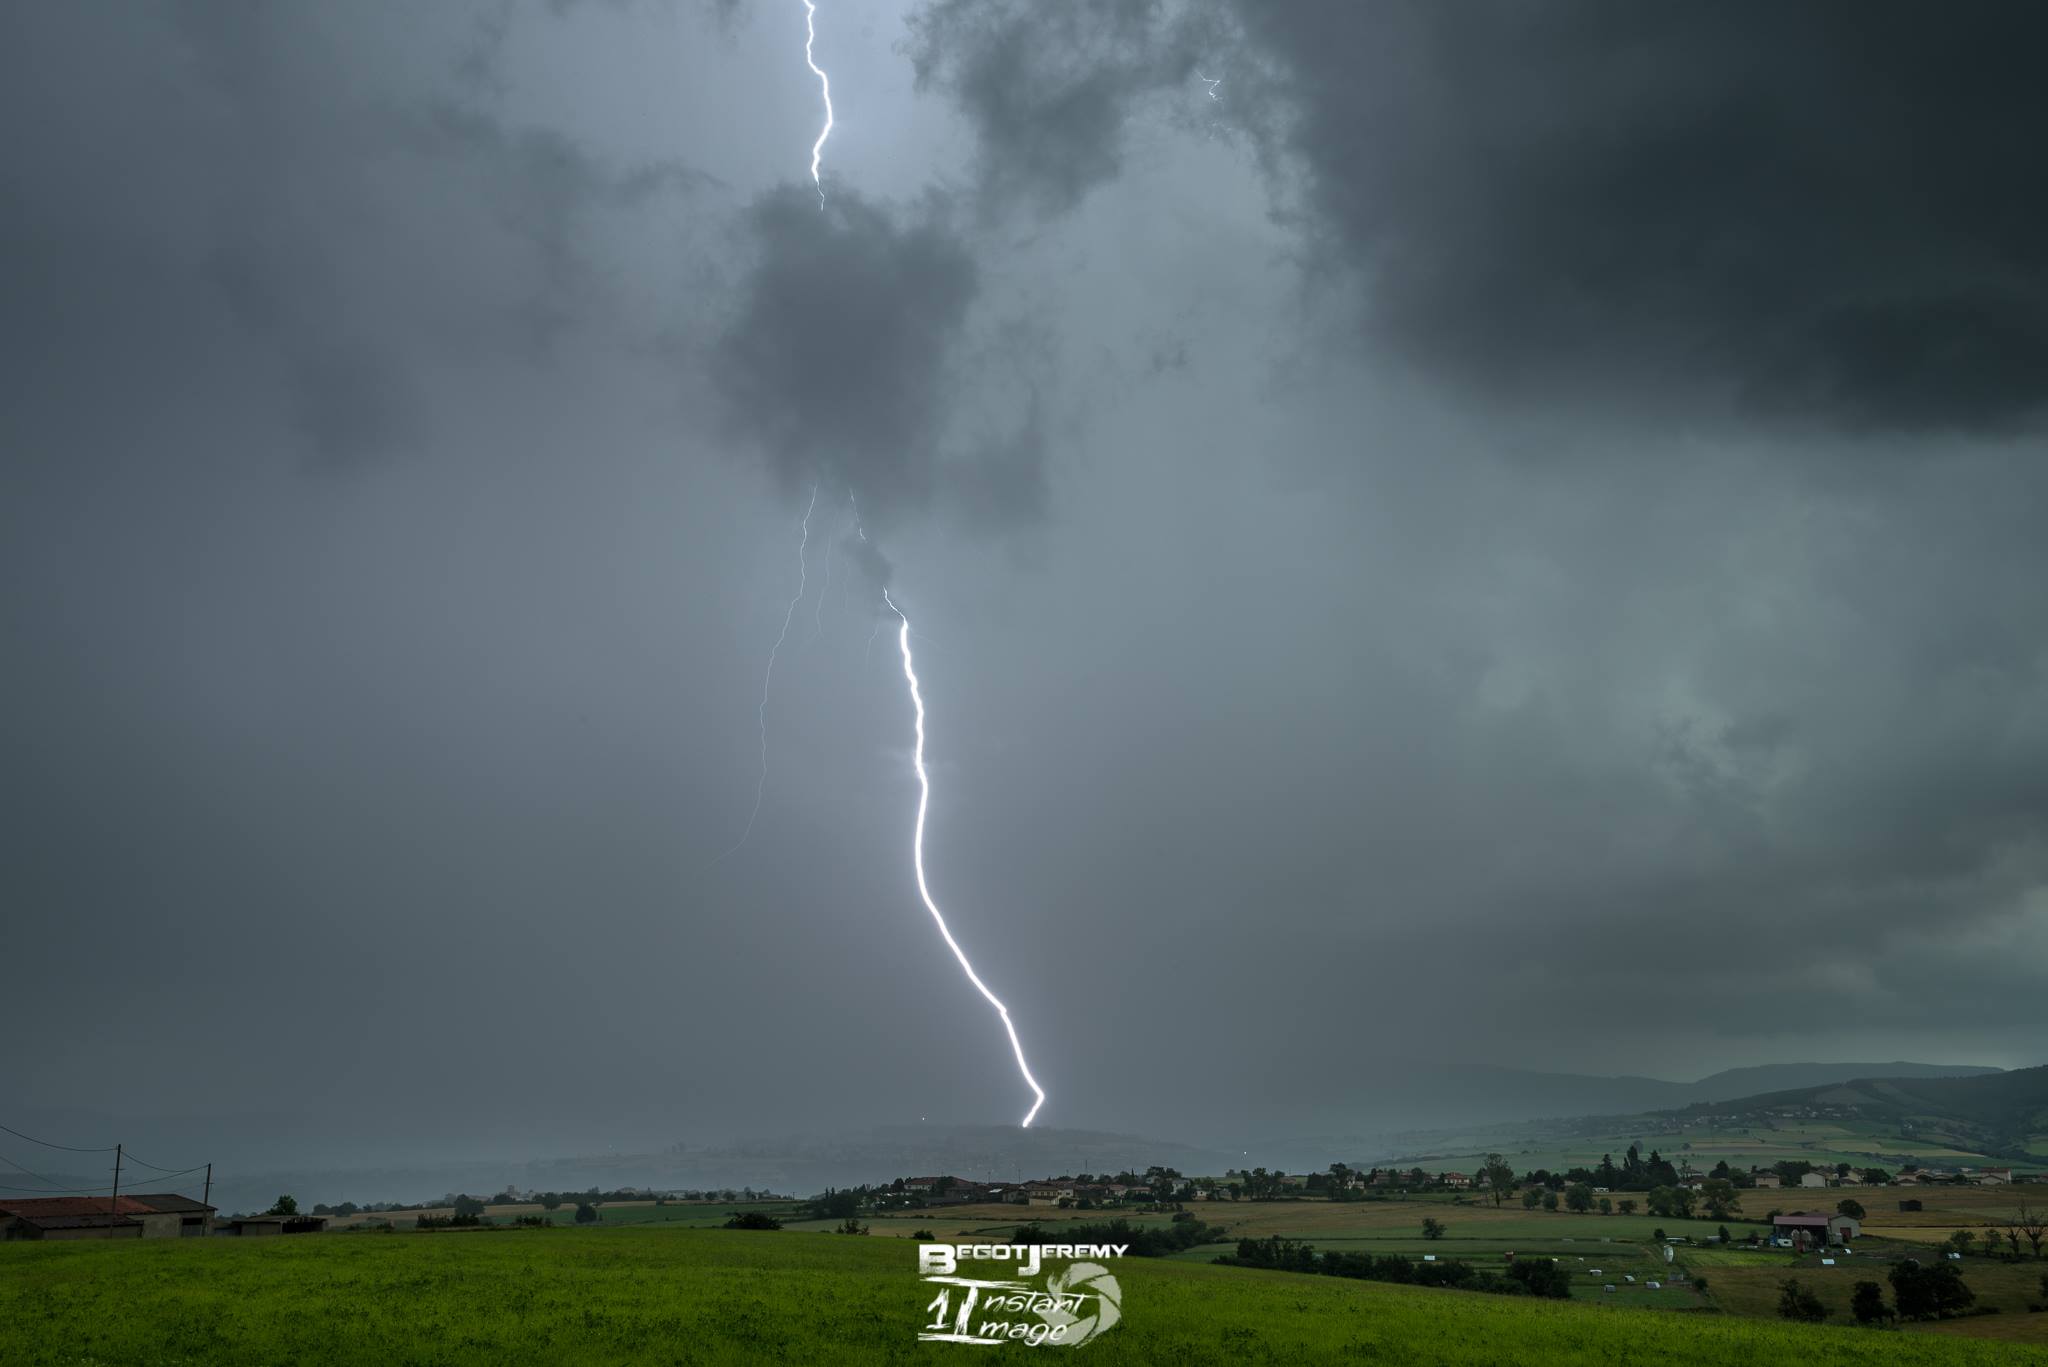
<box><xmin>1778</xmin><ymin>1279</ymin><xmax>1828</xmax><ymax>1323</ymax></box>
<box><xmin>723</xmin><ymin>1211</ymin><xmax>783</xmax><ymax>1230</ymax></box>
<box><xmin>573</xmin><ymin>1202</ymin><xmax>598</xmax><ymax>1225</ymax></box>
<box><xmin>911</xmin><ymin>1229</ymin><xmax>934</xmax><ymax>1240</ymax></box>
<box><xmin>1504</xmin><ymin>1259</ymin><xmax>1572</xmax><ymax>1299</ymax></box>
<box><xmin>1889</xmin><ymin>1259</ymin><xmax>1974</xmax><ymax>1321</ymax></box>
<box><xmin>1851</xmin><ymin>1281</ymin><xmax>1891</xmax><ymax>1326</ymax></box>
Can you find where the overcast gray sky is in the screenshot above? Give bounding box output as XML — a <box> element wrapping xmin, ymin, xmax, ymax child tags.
<box><xmin>5</xmin><ymin>0</ymin><xmax>2045</xmax><ymax>1160</ymax></box>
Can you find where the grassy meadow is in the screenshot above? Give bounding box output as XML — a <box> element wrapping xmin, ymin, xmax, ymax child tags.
<box><xmin>4</xmin><ymin>1224</ymin><xmax>2046</xmax><ymax>1366</ymax></box>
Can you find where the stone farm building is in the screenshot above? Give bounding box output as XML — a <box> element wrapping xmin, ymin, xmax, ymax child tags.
<box><xmin>0</xmin><ymin>1193</ymin><xmax>214</xmax><ymax>1241</ymax></box>
<box><xmin>1773</xmin><ymin>1210</ymin><xmax>1860</xmax><ymax>1247</ymax></box>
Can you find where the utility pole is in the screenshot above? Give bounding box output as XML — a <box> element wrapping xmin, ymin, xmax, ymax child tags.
<box><xmin>107</xmin><ymin>1143</ymin><xmax>123</xmax><ymax>1239</ymax></box>
<box><xmin>202</xmin><ymin>1163</ymin><xmax>213</xmax><ymax>1219</ymax></box>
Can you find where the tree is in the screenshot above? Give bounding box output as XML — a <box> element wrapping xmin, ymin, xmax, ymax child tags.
<box><xmin>808</xmin><ymin>1188</ymin><xmax>862</xmax><ymax>1221</ymax></box>
<box><xmin>1541</xmin><ymin>1191</ymin><xmax>1560</xmax><ymax>1212</ymax></box>
<box><xmin>1702</xmin><ymin>1179</ymin><xmax>1741</xmax><ymax>1221</ymax></box>
<box><xmin>1889</xmin><ymin>1259</ymin><xmax>1974</xmax><ymax>1320</ymax></box>
<box><xmin>1420</xmin><ymin>1217</ymin><xmax>1446</xmax><ymax>1240</ymax></box>
<box><xmin>836</xmin><ymin>1217</ymin><xmax>868</xmax><ymax>1235</ymax></box>
<box><xmin>1504</xmin><ymin>1258</ymin><xmax>1572</xmax><ymax>1299</ymax></box>
<box><xmin>1945</xmin><ymin>1230</ymin><xmax>1974</xmax><ymax>1257</ymax></box>
<box><xmin>1598</xmin><ymin>1197</ymin><xmax>1613</xmax><ymax>1215</ymax></box>
<box><xmin>1850</xmin><ymin>1280</ymin><xmax>1890</xmax><ymax>1326</ymax></box>
<box><xmin>452</xmin><ymin>1194</ymin><xmax>486</xmax><ymax>1219</ymax></box>
<box><xmin>1565</xmin><ymin>1184</ymin><xmax>1594</xmax><ymax>1214</ymax></box>
<box><xmin>540</xmin><ymin>1195</ymin><xmax>563</xmax><ymax>1212</ymax></box>
<box><xmin>266</xmin><ymin>1195</ymin><xmax>298</xmax><ymax>1217</ymax></box>
<box><xmin>1836</xmin><ymin>1198</ymin><xmax>1866</xmax><ymax>1222</ymax></box>
<box><xmin>1522</xmin><ymin>1189</ymin><xmax>1543</xmax><ymax>1210</ymax></box>
<box><xmin>2019</xmin><ymin>1201</ymin><xmax>2046</xmax><ymax>1259</ymax></box>
<box><xmin>1777</xmin><ymin>1279</ymin><xmax>1827</xmax><ymax>1322</ymax></box>
<box><xmin>1481</xmin><ymin>1154</ymin><xmax>1516</xmax><ymax>1208</ymax></box>
<box><xmin>574</xmin><ymin>1202</ymin><xmax>598</xmax><ymax>1224</ymax></box>
<box><xmin>1618</xmin><ymin>1199</ymin><xmax>1637</xmax><ymax>1216</ymax></box>
<box><xmin>723</xmin><ymin>1211</ymin><xmax>782</xmax><ymax>1230</ymax></box>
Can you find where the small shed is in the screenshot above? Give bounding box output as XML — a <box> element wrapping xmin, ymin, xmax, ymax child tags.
<box><xmin>218</xmin><ymin>1213</ymin><xmax>329</xmax><ymax>1237</ymax></box>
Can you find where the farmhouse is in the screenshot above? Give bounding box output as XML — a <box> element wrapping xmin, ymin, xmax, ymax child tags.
<box><xmin>1773</xmin><ymin>1210</ymin><xmax>1859</xmax><ymax>1246</ymax></box>
<box><xmin>0</xmin><ymin>1192</ymin><xmax>215</xmax><ymax>1241</ymax></box>
<box><xmin>1750</xmin><ymin>1171</ymin><xmax>1781</xmax><ymax>1189</ymax></box>
<box><xmin>1441</xmin><ymin>1172</ymin><xmax>1472</xmax><ymax>1188</ymax></box>
<box><xmin>1798</xmin><ymin>1172</ymin><xmax>1829</xmax><ymax>1188</ymax></box>
<box><xmin>1976</xmin><ymin>1168</ymin><xmax>2013</xmax><ymax>1185</ymax></box>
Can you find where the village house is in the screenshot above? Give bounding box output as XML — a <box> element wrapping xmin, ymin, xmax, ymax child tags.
<box><xmin>1441</xmin><ymin>1172</ymin><xmax>1472</xmax><ymax>1188</ymax></box>
<box><xmin>1976</xmin><ymin>1168</ymin><xmax>2013</xmax><ymax>1185</ymax></box>
<box><xmin>1750</xmin><ymin>1171</ymin><xmax>1781</xmax><ymax>1189</ymax></box>
<box><xmin>1798</xmin><ymin>1172</ymin><xmax>1829</xmax><ymax>1188</ymax></box>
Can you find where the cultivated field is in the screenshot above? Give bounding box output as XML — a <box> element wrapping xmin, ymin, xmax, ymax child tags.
<box><xmin>3</xmin><ymin>1225</ymin><xmax>2044</xmax><ymax>1366</ymax></box>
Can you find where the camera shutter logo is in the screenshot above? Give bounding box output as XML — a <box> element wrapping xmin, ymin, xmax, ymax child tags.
<box><xmin>1035</xmin><ymin>1262</ymin><xmax>1121</xmax><ymax>1345</ymax></box>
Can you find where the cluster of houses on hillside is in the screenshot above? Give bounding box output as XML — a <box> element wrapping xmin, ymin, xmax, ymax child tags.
<box><xmin>0</xmin><ymin>1193</ymin><xmax>328</xmax><ymax>1241</ymax></box>
<box><xmin>877</xmin><ymin>1159</ymin><xmax>2038</xmax><ymax>1211</ymax></box>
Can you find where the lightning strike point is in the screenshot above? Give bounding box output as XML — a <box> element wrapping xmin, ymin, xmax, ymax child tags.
<box><xmin>884</xmin><ymin>588</ymin><xmax>1047</xmax><ymax>1128</ymax></box>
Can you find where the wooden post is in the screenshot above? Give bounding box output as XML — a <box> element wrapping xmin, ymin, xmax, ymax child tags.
<box><xmin>202</xmin><ymin>1163</ymin><xmax>213</xmax><ymax>1232</ymax></box>
<box><xmin>108</xmin><ymin>1143</ymin><xmax>122</xmax><ymax>1239</ymax></box>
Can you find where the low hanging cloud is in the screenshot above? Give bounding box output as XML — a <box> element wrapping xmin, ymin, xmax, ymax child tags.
<box><xmin>909</xmin><ymin>0</ymin><xmax>2048</xmax><ymax>435</ymax></box>
<box><xmin>709</xmin><ymin>185</ymin><xmax>1047</xmax><ymax>533</ymax></box>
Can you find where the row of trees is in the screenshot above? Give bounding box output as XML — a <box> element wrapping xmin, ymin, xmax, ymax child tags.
<box><xmin>1780</xmin><ymin>1260</ymin><xmax>1979</xmax><ymax>1325</ymax></box>
<box><xmin>1219</xmin><ymin>1236</ymin><xmax>1572</xmax><ymax>1299</ymax></box>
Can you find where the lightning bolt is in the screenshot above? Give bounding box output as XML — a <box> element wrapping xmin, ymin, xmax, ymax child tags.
<box><xmin>1195</xmin><ymin>71</ymin><xmax>1221</xmax><ymax>100</ymax></box>
<box><xmin>815</xmin><ymin>511</ymin><xmax>835</xmax><ymax>635</ymax></box>
<box><xmin>719</xmin><ymin>483</ymin><xmax>818</xmax><ymax>861</ymax></box>
<box><xmin>884</xmin><ymin>588</ymin><xmax>1047</xmax><ymax>1128</ymax></box>
<box><xmin>802</xmin><ymin>0</ymin><xmax>834</xmax><ymax>207</ymax></box>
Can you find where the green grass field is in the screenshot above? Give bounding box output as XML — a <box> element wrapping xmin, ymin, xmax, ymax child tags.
<box><xmin>3</xmin><ymin>1226</ymin><xmax>2044</xmax><ymax>1365</ymax></box>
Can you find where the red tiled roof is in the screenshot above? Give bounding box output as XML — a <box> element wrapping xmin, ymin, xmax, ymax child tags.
<box><xmin>0</xmin><ymin>1196</ymin><xmax>155</xmax><ymax>1219</ymax></box>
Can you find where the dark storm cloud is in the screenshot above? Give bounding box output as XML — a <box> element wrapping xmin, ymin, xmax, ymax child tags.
<box><xmin>905</xmin><ymin>0</ymin><xmax>1224</xmax><ymax>221</ymax></box>
<box><xmin>912</xmin><ymin>0</ymin><xmax>2048</xmax><ymax>433</ymax></box>
<box><xmin>0</xmin><ymin>1</ymin><xmax>702</xmax><ymax>472</ymax></box>
<box><xmin>708</xmin><ymin>185</ymin><xmax>1046</xmax><ymax>530</ymax></box>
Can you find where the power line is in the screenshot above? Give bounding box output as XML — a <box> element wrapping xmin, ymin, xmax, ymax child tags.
<box><xmin>0</xmin><ymin>1122</ymin><xmax>118</xmax><ymax>1153</ymax></box>
<box><xmin>0</xmin><ymin>1150</ymin><xmax>87</xmax><ymax>1190</ymax></box>
<box><xmin>120</xmin><ymin>1150</ymin><xmax>198</xmax><ymax>1175</ymax></box>
<box><xmin>0</xmin><ymin>1164</ymin><xmax>207</xmax><ymax>1196</ymax></box>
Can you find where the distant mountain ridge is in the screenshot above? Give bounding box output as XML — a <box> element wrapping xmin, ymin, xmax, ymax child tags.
<box><xmin>1686</xmin><ymin>1061</ymin><xmax>2004</xmax><ymax>1099</ymax></box>
<box><xmin>1670</xmin><ymin>1062</ymin><xmax>2047</xmax><ymax>1156</ymax></box>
